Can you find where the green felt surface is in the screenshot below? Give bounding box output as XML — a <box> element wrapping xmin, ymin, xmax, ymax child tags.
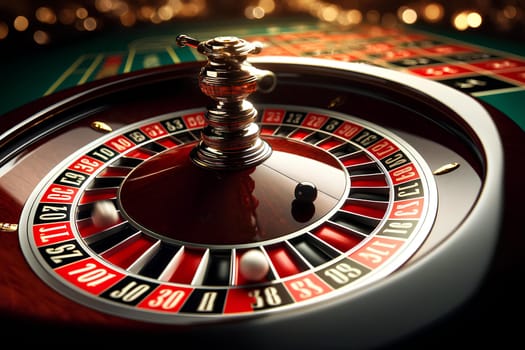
<box><xmin>2</xmin><ymin>18</ymin><xmax>524</xmax><ymax>131</ymax></box>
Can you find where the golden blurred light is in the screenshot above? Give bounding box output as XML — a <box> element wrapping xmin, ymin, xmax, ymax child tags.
<box><xmin>76</xmin><ymin>7</ymin><xmax>89</xmax><ymax>19</ymax></box>
<box><xmin>245</xmin><ymin>6</ymin><xmax>266</xmax><ymax>19</ymax></box>
<box><xmin>120</xmin><ymin>11</ymin><xmax>136</xmax><ymax>27</ymax></box>
<box><xmin>423</xmin><ymin>3</ymin><xmax>444</xmax><ymax>22</ymax></box>
<box><xmin>467</xmin><ymin>12</ymin><xmax>482</xmax><ymax>28</ymax></box>
<box><xmin>36</xmin><ymin>7</ymin><xmax>57</xmax><ymax>24</ymax></box>
<box><xmin>2</xmin><ymin>0</ymin><xmax>517</xmax><ymax>43</ymax></box>
<box><xmin>347</xmin><ymin>9</ymin><xmax>362</xmax><ymax>25</ymax></box>
<box><xmin>453</xmin><ymin>10</ymin><xmax>483</xmax><ymax>30</ymax></box>
<box><xmin>14</xmin><ymin>16</ymin><xmax>29</xmax><ymax>32</ymax></box>
<box><xmin>0</xmin><ymin>21</ymin><xmax>8</xmax><ymax>40</ymax></box>
<box><xmin>179</xmin><ymin>0</ymin><xmax>205</xmax><ymax>17</ymax></box>
<box><xmin>242</xmin><ymin>0</ymin><xmax>275</xmax><ymax>20</ymax></box>
<box><xmin>150</xmin><ymin>13</ymin><xmax>162</xmax><ymax>24</ymax></box>
<box><xmin>259</xmin><ymin>0</ymin><xmax>276</xmax><ymax>14</ymax></box>
<box><xmin>253</xmin><ymin>7</ymin><xmax>266</xmax><ymax>19</ymax></box>
<box><xmin>167</xmin><ymin>0</ymin><xmax>183</xmax><ymax>14</ymax></box>
<box><xmin>400</xmin><ymin>8</ymin><xmax>418</xmax><ymax>24</ymax></box>
<box><xmin>503</xmin><ymin>5</ymin><xmax>517</xmax><ymax>19</ymax></box>
<box><xmin>33</xmin><ymin>30</ymin><xmax>50</xmax><ymax>45</ymax></box>
<box><xmin>112</xmin><ymin>1</ymin><xmax>129</xmax><ymax>16</ymax></box>
<box><xmin>244</xmin><ymin>7</ymin><xmax>252</xmax><ymax>19</ymax></box>
<box><xmin>95</xmin><ymin>0</ymin><xmax>113</xmax><ymax>13</ymax></box>
<box><xmin>320</xmin><ymin>4</ymin><xmax>340</xmax><ymax>22</ymax></box>
<box><xmin>158</xmin><ymin>5</ymin><xmax>174</xmax><ymax>21</ymax></box>
<box><xmin>139</xmin><ymin>6</ymin><xmax>155</xmax><ymax>20</ymax></box>
<box><xmin>337</xmin><ymin>9</ymin><xmax>362</xmax><ymax>26</ymax></box>
<box><xmin>83</xmin><ymin>17</ymin><xmax>98</xmax><ymax>31</ymax></box>
<box><xmin>453</xmin><ymin>11</ymin><xmax>469</xmax><ymax>31</ymax></box>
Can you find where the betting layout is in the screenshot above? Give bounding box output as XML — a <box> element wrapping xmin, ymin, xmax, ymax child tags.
<box><xmin>39</xmin><ymin>24</ymin><xmax>525</xmax><ymax>131</ymax></box>
<box><xmin>247</xmin><ymin>27</ymin><xmax>525</xmax><ymax>96</ymax></box>
<box><xmin>228</xmin><ymin>26</ymin><xmax>525</xmax><ymax>131</ymax></box>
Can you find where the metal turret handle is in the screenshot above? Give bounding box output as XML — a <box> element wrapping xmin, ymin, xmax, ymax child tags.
<box><xmin>177</xmin><ymin>34</ymin><xmax>275</xmax><ymax>170</ymax></box>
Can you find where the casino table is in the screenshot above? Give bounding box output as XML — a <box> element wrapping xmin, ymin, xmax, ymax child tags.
<box><xmin>2</xmin><ymin>18</ymin><xmax>525</xmax><ymax>129</ymax></box>
<box><xmin>1</xmin><ymin>15</ymin><xmax>524</xmax><ymax>348</ymax></box>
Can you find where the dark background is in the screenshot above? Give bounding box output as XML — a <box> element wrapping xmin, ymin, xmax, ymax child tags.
<box><xmin>1</xmin><ymin>1</ymin><xmax>524</xmax><ymax>54</ymax></box>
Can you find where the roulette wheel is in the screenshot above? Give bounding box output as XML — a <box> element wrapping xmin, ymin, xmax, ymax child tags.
<box><xmin>0</xmin><ymin>32</ymin><xmax>518</xmax><ymax>348</ymax></box>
